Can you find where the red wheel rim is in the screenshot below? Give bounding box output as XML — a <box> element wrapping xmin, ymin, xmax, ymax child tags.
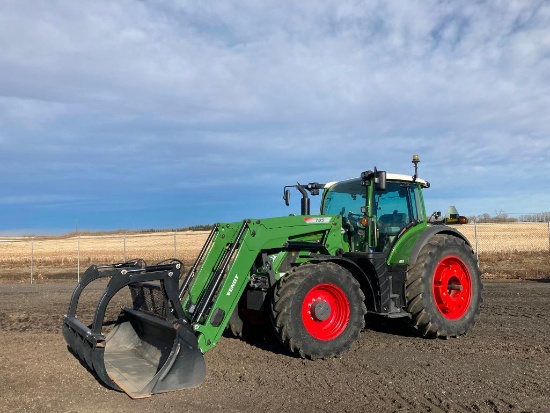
<box><xmin>432</xmin><ymin>256</ymin><xmax>472</xmax><ymax>320</ymax></box>
<box><xmin>301</xmin><ymin>283</ymin><xmax>350</xmax><ymax>340</ymax></box>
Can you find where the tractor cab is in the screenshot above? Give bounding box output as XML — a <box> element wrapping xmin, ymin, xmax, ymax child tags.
<box><xmin>321</xmin><ymin>173</ymin><xmax>429</xmax><ymax>253</ymax></box>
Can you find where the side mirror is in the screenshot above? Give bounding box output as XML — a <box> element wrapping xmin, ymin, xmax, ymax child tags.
<box><xmin>376</xmin><ymin>171</ymin><xmax>386</xmax><ymax>191</ymax></box>
<box><xmin>283</xmin><ymin>189</ymin><xmax>290</xmax><ymax>206</ymax></box>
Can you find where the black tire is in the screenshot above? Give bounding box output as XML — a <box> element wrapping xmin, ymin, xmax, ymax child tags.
<box><xmin>406</xmin><ymin>234</ymin><xmax>483</xmax><ymax>338</ymax></box>
<box><xmin>225</xmin><ymin>298</ymin><xmax>270</xmax><ymax>339</ymax></box>
<box><xmin>271</xmin><ymin>262</ymin><xmax>366</xmax><ymax>359</ymax></box>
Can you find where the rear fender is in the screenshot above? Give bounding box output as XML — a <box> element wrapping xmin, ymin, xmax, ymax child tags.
<box><xmin>408</xmin><ymin>226</ymin><xmax>474</xmax><ymax>266</ymax></box>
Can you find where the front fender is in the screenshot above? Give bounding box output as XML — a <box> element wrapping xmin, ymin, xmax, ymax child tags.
<box><xmin>309</xmin><ymin>256</ymin><xmax>377</xmax><ymax>312</ymax></box>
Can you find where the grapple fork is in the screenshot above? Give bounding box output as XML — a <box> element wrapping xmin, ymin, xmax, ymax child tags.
<box><xmin>62</xmin><ymin>260</ymin><xmax>206</xmax><ymax>398</ymax></box>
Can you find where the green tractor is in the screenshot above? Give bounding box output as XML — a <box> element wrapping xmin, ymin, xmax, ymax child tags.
<box><xmin>63</xmin><ymin>155</ymin><xmax>482</xmax><ymax>398</ymax></box>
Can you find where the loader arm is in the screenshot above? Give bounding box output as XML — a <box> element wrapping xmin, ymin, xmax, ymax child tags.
<box><xmin>180</xmin><ymin>215</ymin><xmax>345</xmax><ymax>352</ymax></box>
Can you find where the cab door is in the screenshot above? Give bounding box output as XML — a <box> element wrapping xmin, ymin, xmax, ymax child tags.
<box><xmin>373</xmin><ymin>182</ymin><xmax>419</xmax><ymax>252</ymax></box>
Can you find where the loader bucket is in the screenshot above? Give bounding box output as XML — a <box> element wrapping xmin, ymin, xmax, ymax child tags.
<box><xmin>102</xmin><ymin>310</ymin><xmax>206</xmax><ymax>397</ymax></box>
<box><xmin>63</xmin><ymin>261</ymin><xmax>206</xmax><ymax>398</ymax></box>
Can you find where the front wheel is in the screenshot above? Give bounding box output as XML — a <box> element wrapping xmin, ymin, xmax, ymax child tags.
<box><xmin>271</xmin><ymin>262</ymin><xmax>366</xmax><ymax>359</ymax></box>
<box><xmin>406</xmin><ymin>234</ymin><xmax>482</xmax><ymax>338</ymax></box>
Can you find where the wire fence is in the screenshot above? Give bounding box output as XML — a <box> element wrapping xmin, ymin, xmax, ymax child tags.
<box><xmin>1</xmin><ymin>222</ymin><xmax>549</xmax><ymax>284</ymax></box>
<box><xmin>0</xmin><ymin>231</ymin><xmax>210</xmax><ymax>284</ymax></box>
<box><xmin>452</xmin><ymin>221</ymin><xmax>550</xmax><ymax>255</ymax></box>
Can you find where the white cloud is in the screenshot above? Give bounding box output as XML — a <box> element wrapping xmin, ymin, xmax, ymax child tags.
<box><xmin>0</xmin><ymin>1</ymin><xmax>548</xmax><ymax>231</ymax></box>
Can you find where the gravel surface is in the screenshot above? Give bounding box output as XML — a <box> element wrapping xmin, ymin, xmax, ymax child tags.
<box><xmin>0</xmin><ymin>280</ymin><xmax>548</xmax><ymax>413</ymax></box>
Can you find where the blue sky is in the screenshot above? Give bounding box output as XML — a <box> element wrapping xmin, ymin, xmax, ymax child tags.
<box><xmin>1</xmin><ymin>1</ymin><xmax>549</xmax><ymax>235</ymax></box>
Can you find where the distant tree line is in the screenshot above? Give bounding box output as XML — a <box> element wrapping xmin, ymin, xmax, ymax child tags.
<box><xmin>130</xmin><ymin>224</ymin><xmax>215</xmax><ymax>233</ymax></box>
<box><xmin>468</xmin><ymin>211</ymin><xmax>550</xmax><ymax>223</ymax></box>
<box><xmin>181</xmin><ymin>224</ymin><xmax>216</xmax><ymax>231</ymax></box>
<box><xmin>64</xmin><ymin>224</ymin><xmax>215</xmax><ymax>237</ymax></box>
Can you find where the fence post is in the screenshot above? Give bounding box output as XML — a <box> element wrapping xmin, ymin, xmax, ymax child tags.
<box><xmin>173</xmin><ymin>232</ymin><xmax>177</xmax><ymax>258</ymax></box>
<box><xmin>123</xmin><ymin>233</ymin><xmax>127</xmax><ymax>262</ymax></box>
<box><xmin>30</xmin><ymin>237</ymin><xmax>34</xmax><ymax>285</ymax></box>
<box><xmin>77</xmin><ymin>235</ymin><xmax>81</xmax><ymax>283</ymax></box>
<box><xmin>474</xmin><ymin>221</ymin><xmax>479</xmax><ymax>260</ymax></box>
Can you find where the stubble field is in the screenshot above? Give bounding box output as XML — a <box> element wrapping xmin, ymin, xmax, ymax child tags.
<box><xmin>0</xmin><ymin>231</ymin><xmax>210</xmax><ymax>282</ymax></box>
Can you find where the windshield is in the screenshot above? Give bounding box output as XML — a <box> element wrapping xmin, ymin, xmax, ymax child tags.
<box><xmin>322</xmin><ymin>179</ymin><xmax>365</xmax><ymax>217</ymax></box>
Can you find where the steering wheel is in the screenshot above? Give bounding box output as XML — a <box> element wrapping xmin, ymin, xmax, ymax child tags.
<box><xmin>347</xmin><ymin>211</ymin><xmax>364</xmax><ymax>228</ymax></box>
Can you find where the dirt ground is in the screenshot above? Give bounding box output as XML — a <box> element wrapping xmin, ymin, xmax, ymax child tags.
<box><xmin>0</xmin><ymin>280</ymin><xmax>548</xmax><ymax>413</ymax></box>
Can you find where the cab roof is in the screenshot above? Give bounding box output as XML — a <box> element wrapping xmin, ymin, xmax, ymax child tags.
<box><xmin>324</xmin><ymin>173</ymin><xmax>429</xmax><ymax>189</ymax></box>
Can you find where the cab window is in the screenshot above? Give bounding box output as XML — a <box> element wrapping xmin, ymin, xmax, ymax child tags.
<box><xmin>322</xmin><ymin>180</ymin><xmax>365</xmax><ymax>218</ymax></box>
<box><xmin>374</xmin><ymin>182</ymin><xmax>418</xmax><ymax>251</ymax></box>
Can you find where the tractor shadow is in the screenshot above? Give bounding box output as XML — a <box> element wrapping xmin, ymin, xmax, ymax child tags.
<box><xmin>222</xmin><ymin>314</ymin><xmax>419</xmax><ymax>358</ymax></box>
<box><xmin>364</xmin><ymin>315</ymin><xmax>418</xmax><ymax>338</ymax></box>
<box><xmin>527</xmin><ymin>277</ymin><xmax>550</xmax><ymax>283</ymax></box>
<box><xmin>65</xmin><ymin>345</ymin><xmax>115</xmax><ymax>391</ymax></box>
<box><xmin>223</xmin><ymin>325</ymin><xmax>291</xmax><ymax>356</ymax></box>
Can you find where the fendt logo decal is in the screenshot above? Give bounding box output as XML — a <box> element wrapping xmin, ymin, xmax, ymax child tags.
<box><xmin>304</xmin><ymin>217</ymin><xmax>331</xmax><ymax>224</ymax></box>
<box><xmin>226</xmin><ymin>274</ymin><xmax>239</xmax><ymax>296</ymax></box>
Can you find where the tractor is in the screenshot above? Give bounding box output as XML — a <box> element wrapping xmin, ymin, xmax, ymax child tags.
<box><xmin>63</xmin><ymin>155</ymin><xmax>482</xmax><ymax>398</ymax></box>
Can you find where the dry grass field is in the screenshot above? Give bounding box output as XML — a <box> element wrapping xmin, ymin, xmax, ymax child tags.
<box><xmin>0</xmin><ymin>231</ymin><xmax>210</xmax><ymax>282</ymax></box>
<box><xmin>453</xmin><ymin>222</ymin><xmax>550</xmax><ymax>280</ymax></box>
<box><xmin>451</xmin><ymin>222</ymin><xmax>550</xmax><ymax>253</ymax></box>
<box><xmin>0</xmin><ymin>223</ymin><xmax>548</xmax><ymax>282</ymax></box>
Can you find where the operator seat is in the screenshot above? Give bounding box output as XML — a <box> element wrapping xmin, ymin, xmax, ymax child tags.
<box><xmin>379</xmin><ymin>210</ymin><xmax>407</xmax><ymax>229</ymax></box>
<box><xmin>377</xmin><ymin>210</ymin><xmax>408</xmax><ymax>252</ymax></box>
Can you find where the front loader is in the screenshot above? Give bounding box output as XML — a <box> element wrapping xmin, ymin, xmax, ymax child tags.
<box><xmin>63</xmin><ymin>155</ymin><xmax>482</xmax><ymax>398</ymax></box>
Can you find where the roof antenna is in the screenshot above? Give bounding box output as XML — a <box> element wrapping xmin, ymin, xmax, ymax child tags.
<box><xmin>412</xmin><ymin>154</ymin><xmax>420</xmax><ymax>182</ymax></box>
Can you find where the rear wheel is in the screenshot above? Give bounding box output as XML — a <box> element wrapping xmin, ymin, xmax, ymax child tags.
<box><xmin>406</xmin><ymin>234</ymin><xmax>482</xmax><ymax>337</ymax></box>
<box><xmin>271</xmin><ymin>262</ymin><xmax>366</xmax><ymax>359</ymax></box>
